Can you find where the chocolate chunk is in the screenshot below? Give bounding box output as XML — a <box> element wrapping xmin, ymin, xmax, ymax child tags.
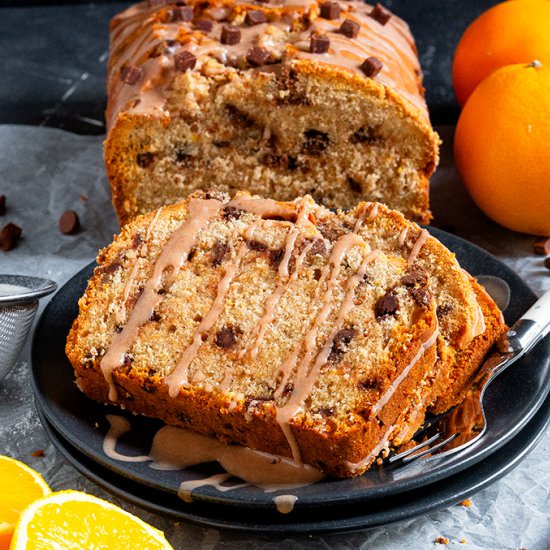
<box><xmin>282</xmin><ymin>383</ymin><xmax>294</xmax><ymax>397</ymax></box>
<box><xmin>246</xmin><ymin>46</ymin><xmax>270</xmax><ymax>66</ymax></box>
<box><xmin>359</xmin><ymin>377</ymin><xmax>381</xmax><ymax>390</ymax></box>
<box><xmin>246</xmin><ymin>10</ymin><xmax>267</xmax><ymax>26</ymax></box>
<box><xmin>174</xmin><ymin>50</ymin><xmax>197</xmax><ymax>72</ymax></box>
<box><xmin>0</xmin><ymin>222</ymin><xmax>22</xmax><ymax>251</ymax></box>
<box><xmin>401</xmin><ymin>270</ymin><xmax>427</xmax><ymax>287</ymax></box>
<box><xmin>411</xmin><ymin>287</ymin><xmax>431</xmax><ymax>307</ymax></box>
<box><xmin>98</xmin><ymin>260</ymin><xmax>122</xmax><ymax>277</ymax></box>
<box><xmin>369</xmin><ymin>3</ymin><xmax>392</xmax><ymax>25</ymax></box>
<box><xmin>350</xmin><ymin>126</ymin><xmax>378</xmax><ymax>144</ymax></box>
<box><xmin>212</xmin><ymin>241</ymin><xmax>229</xmax><ymax>266</ymax></box>
<box><xmin>194</xmin><ymin>19</ymin><xmax>214</xmax><ymax>32</ymax></box>
<box><xmin>173</xmin><ymin>5</ymin><xmax>194</xmax><ymax>21</ymax></box>
<box><xmin>533</xmin><ymin>237</ymin><xmax>550</xmax><ymax>255</ymax></box>
<box><xmin>310</xmin><ymin>33</ymin><xmax>330</xmax><ymax>54</ymax></box>
<box><xmin>437</xmin><ymin>303</ymin><xmax>453</xmax><ymax>317</ymax></box>
<box><xmin>375</xmin><ymin>293</ymin><xmax>399</xmax><ymax>318</ymax></box>
<box><xmin>302</xmin><ymin>129</ymin><xmax>330</xmax><ymax>155</ymax></box>
<box><xmin>225</xmin><ymin>104</ymin><xmax>255</xmax><ymax>127</ymax></box>
<box><xmin>120</xmin><ymin>65</ymin><xmax>143</xmax><ymax>85</ymax></box>
<box><xmin>221</xmin><ymin>26</ymin><xmax>241</xmax><ymax>45</ymax></box>
<box><xmin>215</xmin><ymin>327</ymin><xmax>237</xmax><ymax>348</ymax></box>
<box><xmin>333</xmin><ymin>328</ymin><xmax>355</xmax><ymax>349</ymax></box>
<box><xmin>132</xmin><ymin>234</ymin><xmax>144</xmax><ymax>250</ymax></box>
<box><xmin>320</xmin><ymin>1</ymin><xmax>340</xmax><ymax>20</ymax></box>
<box><xmin>347</xmin><ymin>176</ymin><xmax>362</xmax><ymax>193</ymax></box>
<box><xmin>339</xmin><ymin>18</ymin><xmax>360</xmax><ymax>38</ymax></box>
<box><xmin>270</xmin><ymin>248</ymin><xmax>284</xmax><ymax>266</ymax></box>
<box><xmin>247</xmin><ymin>239</ymin><xmax>268</xmax><ymax>251</ymax></box>
<box><xmin>137</xmin><ymin>152</ymin><xmax>155</xmax><ymax>167</ymax></box>
<box><xmin>223</xmin><ymin>206</ymin><xmax>243</xmax><ymax>220</ymax></box>
<box><xmin>150</xmin><ymin>310</ymin><xmax>162</xmax><ymax>322</ymax></box>
<box><xmin>360</xmin><ymin>56</ymin><xmax>383</xmax><ymax>78</ymax></box>
<box><xmin>59</xmin><ymin>210</ymin><xmax>80</xmax><ymax>235</ymax></box>
<box><xmin>0</xmin><ymin>195</ymin><xmax>5</xmax><ymax>216</ymax></box>
<box><xmin>544</xmin><ymin>257</ymin><xmax>550</xmax><ymax>271</ymax></box>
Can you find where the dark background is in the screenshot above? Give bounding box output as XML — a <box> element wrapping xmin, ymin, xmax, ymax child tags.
<box><xmin>0</xmin><ymin>0</ymin><xmax>498</xmax><ymax>134</ymax></box>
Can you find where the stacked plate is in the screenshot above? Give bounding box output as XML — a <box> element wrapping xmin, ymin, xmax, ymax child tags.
<box><xmin>31</xmin><ymin>228</ymin><xmax>550</xmax><ymax>534</ymax></box>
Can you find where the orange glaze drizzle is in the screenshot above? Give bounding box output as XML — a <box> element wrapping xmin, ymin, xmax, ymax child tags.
<box><xmin>398</xmin><ymin>226</ymin><xmax>408</xmax><ymax>247</ymax></box>
<box><xmin>407</xmin><ymin>228</ymin><xmax>429</xmax><ymax>265</ymax></box>
<box><xmin>100</xmin><ymin>198</ymin><xmax>223</xmax><ymax>401</ymax></box>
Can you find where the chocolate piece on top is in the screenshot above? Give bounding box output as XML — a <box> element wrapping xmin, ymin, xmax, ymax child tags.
<box><xmin>174</xmin><ymin>5</ymin><xmax>194</xmax><ymax>22</ymax></box>
<box><xmin>369</xmin><ymin>3</ymin><xmax>392</xmax><ymax>25</ymax></box>
<box><xmin>246</xmin><ymin>46</ymin><xmax>271</xmax><ymax>66</ymax></box>
<box><xmin>320</xmin><ymin>1</ymin><xmax>340</xmax><ymax>20</ymax></box>
<box><xmin>0</xmin><ymin>222</ymin><xmax>22</xmax><ymax>251</ymax></box>
<box><xmin>360</xmin><ymin>56</ymin><xmax>383</xmax><ymax>77</ymax></box>
<box><xmin>59</xmin><ymin>210</ymin><xmax>80</xmax><ymax>235</ymax></box>
<box><xmin>221</xmin><ymin>25</ymin><xmax>241</xmax><ymax>45</ymax></box>
<box><xmin>310</xmin><ymin>34</ymin><xmax>330</xmax><ymax>54</ymax></box>
<box><xmin>375</xmin><ymin>292</ymin><xmax>399</xmax><ymax>318</ymax></box>
<box><xmin>174</xmin><ymin>50</ymin><xmax>197</xmax><ymax>72</ymax></box>
<box><xmin>339</xmin><ymin>18</ymin><xmax>360</xmax><ymax>38</ymax></box>
<box><xmin>0</xmin><ymin>195</ymin><xmax>5</xmax><ymax>216</ymax></box>
<box><xmin>215</xmin><ymin>327</ymin><xmax>237</xmax><ymax>348</ymax></box>
<box><xmin>245</xmin><ymin>10</ymin><xmax>267</xmax><ymax>26</ymax></box>
<box><xmin>120</xmin><ymin>65</ymin><xmax>143</xmax><ymax>85</ymax></box>
<box><xmin>194</xmin><ymin>19</ymin><xmax>214</xmax><ymax>32</ymax></box>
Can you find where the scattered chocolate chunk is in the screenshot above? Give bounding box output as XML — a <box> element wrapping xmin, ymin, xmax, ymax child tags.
<box><xmin>212</xmin><ymin>241</ymin><xmax>229</xmax><ymax>266</ymax></box>
<box><xmin>330</xmin><ymin>328</ymin><xmax>356</xmax><ymax>360</ymax></box>
<box><xmin>339</xmin><ymin>18</ymin><xmax>360</xmax><ymax>38</ymax></box>
<box><xmin>347</xmin><ymin>176</ymin><xmax>362</xmax><ymax>193</ymax></box>
<box><xmin>282</xmin><ymin>383</ymin><xmax>294</xmax><ymax>397</ymax></box>
<box><xmin>137</xmin><ymin>152</ymin><xmax>155</xmax><ymax>168</ymax></box>
<box><xmin>223</xmin><ymin>206</ymin><xmax>243</xmax><ymax>220</ymax></box>
<box><xmin>215</xmin><ymin>326</ymin><xmax>237</xmax><ymax>348</ymax></box>
<box><xmin>194</xmin><ymin>19</ymin><xmax>214</xmax><ymax>32</ymax></box>
<box><xmin>120</xmin><ymin>64</ymin><xmax>143</xmax><ymax>85</ymax></box>
<box><xmin>221</xmin><ymin>25</ymin><xmax>241</xmax><ymax>45</ymax></box>
<box><xmin>270</xmin><ymin>248</ymin><xmax>284</xmax><ymax>266</ymax></box>
<box><xmin>437</xmin><ymin>303</ymin><xmax>453</xmax><ymax>317</ymax></box>
<box><xmin>0</xmin><ymin>222</ymin><xmax>22</xmax><ymax>251</ymax></box>
<box><xmin>320</xmin><ymin>1</ymin><xmax>340</xmax><ymax>20</ymax></box>
<box><xmin>360</xmin><ymin>56</ymin><xmax>383</xmax><ymax>78</ymax></box>
<box><xmin>401</xmin><ymin>270</ymin><xmax>427</xmax><ymax>287</ymax></box>
<box><xmin>375</xmin><ymin>292</ymin><xmax>399</xmax><ymax>318</ymax></box>
<box><xmin>411</xmin><ymin>287</ymin><xmax>431</xmax><ymax>307</ymax></box>
<box><xmin>132</xmin><ymin>233</ymin><xmax>144</xmax><ymax>250</ymax></box>
<box><xmin>247</xmin><ymin>239</ymin><xmax>268</xmax><ymax>251</ymax></box>
<box><xmin>533</xmin><ymin>237</ymin><xmax>550</xmax><ymax>255</ymax></box>
<box><xmin>225</xmin><ymin>104</ymin><xmax>255</xmax><ymax>127</ymax></box>
<box><xmin>173</xmin><ymin>5</ymin><xmax>194</xmax><ymax>21</ymax></box>
<box><xmin>0</xmin><ymin>195</ymin><xmax>5</xmax><ymax>215</ymax></box>
<box><xmin>359</xmin><ymin>377</ymin><xmax>380</xmax><ymax>390</ymax></box>
<box><xmin>59</xmin><ymin>210</ymin><xmax>80</xmax><ymax>235</ymax></box>
<box><xmin>369</xmin><ymin>3</ymin><xmax>392</xmax><ymax>25</ymax></box>
<box><xmin>544</xmin><ymin>257</ymin><xmax>550</xmax><ymax>271</ymax></box>
<box><xmin>150</xmin><ymin>310</ymin><xmax>162</xmax><ymax>322</ymax></box>
<box><xmin>30</xmin><ymin>449</ymin><xmax>45</xmax><ymax>457</ymax></box>
<box><xmin>246</xmin><ymin>9</ymin><xmax>267</xmax><ymax>26</ymax></box>
<box><xmin>246</xmin><ymin>46</ymin><xmax>270</xmax><ymax>66</ymax></box>
<box><xmin>174</xmin><ymin>50</ymin><xmax>197</xmax><ymax>72</ymax></box>
<box><xmin>350</xmin><ymin>126</ymin><xmax>378</xmax><ymax>144</ymax></box>
<box><xmin>302</xmin><ymin>129</ymin><xmax>330</xmax><ymax>155</ymax></box>
<box><xmin>310</xmin><ymin>33</ymin><xmax>330</xmax><ymax>54</ymax></box>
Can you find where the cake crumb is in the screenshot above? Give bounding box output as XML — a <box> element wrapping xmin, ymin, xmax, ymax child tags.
<box><xmin>30</xmin><ymin>449</ymin><xmax>45</xmax><ymax>457</ymax></box>
<box><xmin>80</xmin><ymin>194</ymin><xmax>89</xmax><ymax>202</ymax></box>
<box><xmin>459</xmin><ymin>498</ymin><xmax>471</xmax><ymax>507</ymax></box>
<box><xmin>460</xmin><ymin>539</ymin><xmax>467</xmax><ymax>544</ymax></box>
<box><xmin>434</xmin><ymin>536</ymin><xmax>450</xmax><ymax>545</ymax></box>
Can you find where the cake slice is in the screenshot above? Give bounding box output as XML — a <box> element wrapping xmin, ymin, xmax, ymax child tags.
<box><xmin>104</xmin><ymin>0</ymin><xmax>439</xmax><ymax>225</ymax></box>
<box><xmin>66</xmin><ymin>192</ymin><xmax>505</xmax><ymax>477</ymax></box>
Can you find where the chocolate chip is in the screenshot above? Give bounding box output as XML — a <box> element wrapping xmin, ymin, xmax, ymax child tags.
<box><xmin>246</xmin><ymin>10</ymin><xmax>267</xmax><ymax>25</ymax></box>
<box><xmin>132</xmin><ymin>233</ymin><xmax>144</xmax><ymax>250</ymax></box>
<box><xmin>173</xmin><ymin>5</ymin><xmax>194</xmax><ymax>21</ymax></box>
<box><xmin>225</xmin><ymin>104</ymin><xmax>255</xmax><ymax>127</ymax></box>
<box><xmin>360</xmin><ymin>56</ymin><xmax>383</xmax><ymax>78</ymax></box>
<box><xmin>375</xmin><ymin>293</ymin><xmax>399</xmax><ymax>318</ymax></box>
<box><xmin>0</xmin><ymin>222</ymin><xmax>21</xmax><ymax>251</ymax></box>
<box><xmin>359</xmin><ymin>377</ymin><xmax>381</xmax><ymax>390</ymax></box>
<box><xmin>223</xmin><ymin>206</ymin><xmax>243</xmax><ymax>220</ymax></box>
<box><xmin>150</xmin><ymin>310</ymin><xmax>162</xmax><ymax>322</ymax></box>
<box><xmin>215</xmin><ymin>327</ymin><xmax>237</xmax><ymax>348</ymax></box>
<box><xmin>0</xmin><ymin>195</ymin><xmax>5</xmax><ymax>216</ymax></box>
<box><xmin>544</xmin><ymin>257</ymin><xmax>550</xmax><ymax>271</ymax></box>
<box><xmin>369</xmin><ymin>3</ymin><xmax>392</xmax><ymax>25</ymax></box>
<box><xmin>137</xmin><ymin>152</ymin><xmax>155</xmax><ymax>167</ymax></box>
<box><xmin>347</xmin><ymin>176</ymin><xmax>362</xmax><ymax>193</ymax></box>
<box><xmin>320</xmin><ymin>1</ymin><xmax>340</xmax><ymax>20</ymax></box>
<box><xmin>302</xmin><ymin>129</ymin><xmax>330</xmax><ymax>155</ymax></box>
<box><xmin>221</xmin><ymin>26</ymin><xmax>241</xmax><ymax>45</ymax></box>
<box><xmin>246</xmin><ymin>46</ymin><xmax>270</xmax><ymax>66</ymax></box>
<box><xmin>59</xmin><ymin>210</ymin><xmax>80</xmax><ymax>235</ymax></box>
<box><xmin>331</xmin><ymin>328</ymin><xmax>356</xmax><ymax>357</ymax></box>
<box><xmin>411</xmin><ymin>287</ymin><xmax>431</xmax><ymax>307</ymax></box>
<box><xmin>270</xmin><ymin>248</ymin><xmax>284</xmax><ymax>266</ymax></box>
<box><xmin>437</xmin><ymin>303</ymin><xmax>453</xmax><ymax>317</ymax></box>
<box><xmin>247</xmin><ymin>239</ymin><xmax>268</xmax><ymax>251</ymax></box>
<box><xmin>350</xmin><ymin>126</ymin><xmax>379</xmax><ymax>144</ymax></box>
<box><xmin>339</xmin><ymin>18</ymin><xmax>360</xmax><ymax>38</ymax></box>
<box><xmin>401</xmin><ymin>270</ymin><xmax>427</xmax><ymax>287</ymax></box>
<box><xmin>533</xmin><ymin>237</ymin><xmax>550</xmax><ymax>255</ymax></box>
<box><xmin>195</xmin><ymin>19</ymin><xmax>214</xmax><ymax>32</ymax></box>
<box><xmin>212</xmin><ymin>241</ymin><xmax>229</xmax><ymax>266</ymax></box>
<box><xmin>174</xmin><ymin>50</ymin><xmax>197</xmax><ymax>72</ymax></box>
<box><xmin>310</xmin><ymin>33</ymin><xmax>330</xmax><ymax>53</ymax></box>
<box><xmin>282</xmin><ymin>383</ymin><xmax>294</xmax><ymax>397</ymax></box>
<box><xmin>120</xmin><ymin>65</ymin><xmax>143</xmax><ymax>85</ymax></box>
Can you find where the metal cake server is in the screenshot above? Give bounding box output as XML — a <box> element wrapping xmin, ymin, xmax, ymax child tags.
<box><xmin>390</xmin><ymin>287</ymin><xmax>550</xmax><ymax>465</ymax></box>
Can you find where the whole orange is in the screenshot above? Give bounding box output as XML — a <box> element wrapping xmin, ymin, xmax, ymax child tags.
<box><xmin>453</xmin><ymin>0</ymin><xmax>550</xmax><ymax>106</ymax></box>
<box><xmin>454</xmin><ymin>61</ymin><xmax>550</xmax><ymax>236</ymax></box>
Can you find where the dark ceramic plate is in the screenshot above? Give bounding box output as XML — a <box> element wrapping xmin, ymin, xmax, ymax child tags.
<box><xmin>36</xmin><ymin>394</ymin><xmax>550</xmax><ymax>534</ymax></box>
<box><xmin>31</xmin><ymin>228</ymin><xmax>550</xmax><ymax>512</ymax></box>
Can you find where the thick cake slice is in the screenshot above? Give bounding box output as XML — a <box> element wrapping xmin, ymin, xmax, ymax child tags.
<box><xmin>66</xmin><ymin>192</ymin><xmax>504</xmax><ymax>477</ymax></box>
<box><xmin>104</xmin><ymin>0</ymin><xmax>439</xmax><ymax>225</ymax></box>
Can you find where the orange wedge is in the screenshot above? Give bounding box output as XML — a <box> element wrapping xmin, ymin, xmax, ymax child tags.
<box><xmin>0</xmin><ymin>456</ymin><xmax>50</xmax><ymax>550</ymax></box>
<box><xmin>9</xmin><ymin>490</ymin><xmax>173</xmax><ymax>549</ymax></box>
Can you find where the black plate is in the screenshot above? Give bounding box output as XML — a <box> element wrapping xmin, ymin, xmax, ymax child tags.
<box><xmin>31</xmin><ymin>228</ymin><xmax>550</xmax><ymax>512</ymax></box>
<box><xmin>35</xmin><ymin>394</ymin><xmax>550</xmax><ymax>534</ymax></box>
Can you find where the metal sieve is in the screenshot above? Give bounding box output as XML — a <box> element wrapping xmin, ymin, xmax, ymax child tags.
<box><xmin>0</xmin><ymin>274</ymin><xmax>57</xmax><ymax>381</ymax></box>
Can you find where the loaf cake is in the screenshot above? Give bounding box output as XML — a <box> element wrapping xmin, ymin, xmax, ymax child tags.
<box><xmin>104</xmin><ymin>0</ymin><xmax>440</xmax><ymax>226</ymax></box>
<box><xmin>66</xmin><ymin>192</ymin><xmax>505</xmax><ymax>477</ymax></box>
